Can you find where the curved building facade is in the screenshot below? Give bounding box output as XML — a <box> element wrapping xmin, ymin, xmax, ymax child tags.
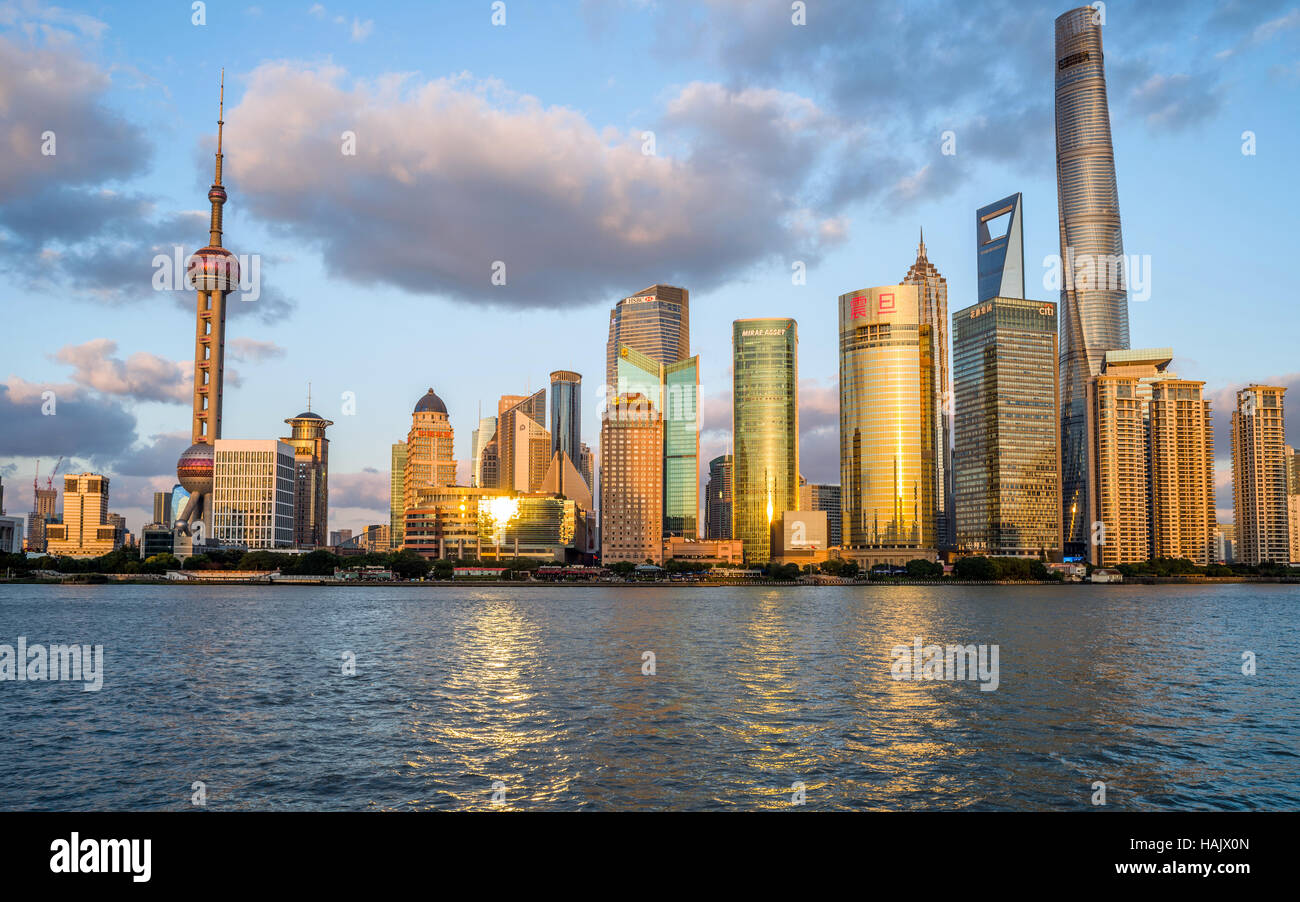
<box><xmin>838</xmin><ymin>286</ymin><xmax>936</xmax><ymax>564</ymax></box>
<box><xmin>1056</xmin><ymin>7</ymin><xmax>1130</xmax><ymax>556</ymax></box>
<box><xmin>731</xmin><ymin>319</ymin><xmax>798</xmax><ymax>563</ymax></box>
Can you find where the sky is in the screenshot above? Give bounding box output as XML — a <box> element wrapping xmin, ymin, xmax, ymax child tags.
<box><xmin>1</xmin><ymin>0</ymin><xmax>1298</xmax><ymax>536</ymax></box>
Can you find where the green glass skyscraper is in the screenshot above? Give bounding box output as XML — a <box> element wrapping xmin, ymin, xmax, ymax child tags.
<box><xmin>732</xmin><ymin>319</ymin><xmax>799</xmax><ymax>563</ymax></box>
<box><xmin>616</xmin><ymin>345</ymin><xmax>699</xmax><ymax>537</ymax></box>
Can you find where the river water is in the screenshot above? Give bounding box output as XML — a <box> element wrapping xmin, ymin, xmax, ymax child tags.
<box><xmin>1</xmin><ymin>583</ymin><xmax>1296</xmax><ymax>810</ymax></box>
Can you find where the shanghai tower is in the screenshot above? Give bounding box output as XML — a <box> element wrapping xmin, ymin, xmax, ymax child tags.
<box><xmin>1055</xmin><ymin>7</ymin><xmax>1129</xmax><ymax>557</ymax></box>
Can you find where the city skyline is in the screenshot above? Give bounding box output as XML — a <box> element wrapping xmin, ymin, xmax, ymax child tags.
<box><xmin>2</xmin><ymin>2</ymin><xmax>1298</xmax><ymax>539</ymax></box>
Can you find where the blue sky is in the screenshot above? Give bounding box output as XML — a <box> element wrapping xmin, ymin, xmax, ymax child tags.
<box><xmin>2</xmin><ymin>0</ymin><xmax>1298</xmax><ymax>534</ymax></box>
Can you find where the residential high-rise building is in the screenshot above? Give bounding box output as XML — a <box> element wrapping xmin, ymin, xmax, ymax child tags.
<box><xmin>175</xmin><ymin>76</ymin><xmax>239</xmax><ymax>538</ymax></box>
<box><xmin>497</xmin><ymin>390</ymin><xmax>548</xmax><ymax>493</ymax></box>
<box><xmin>152</xmin><ymin>491</ymin><xmax>172</xmax><ymax>528</ymax></box>
<box><xmin>839</xmin><ymin>286</ymin><xmax>937</xmax><ymax>567</ymax></box>
<box><xmin>211</xmin><ymin>440</ymin><xmax>295</xmax><ymax>549</ymax></box>
<box><xmin>471</xmin><ymin>415</ymin><xmax>497</xmax><ymax>488</ymax></box>
<box><xmin>615</xmin><ymin>345</ymin><xmax>700</xmax><ymax>538</ymax></box>
<box><xmin>46</xmin><ymin>474</ymin><xmax>118</xmax><ymax>558</ymax></box>
<box><xmin>1085</xmin><ymin>350</ymin><xmax>1214</xmax><ymax>566</ymax></box>
<box><xmin>600</xmin><ymin>394</ymin><xmax>664</xmax><ymax>565</ymax></box>
<box><xmin>1287</xmin><ymin>446</ymin><xmax>1300</xmax><ymax>564</ymax></box>
<box><xmin>903</xmin><ymin>230</ymin><xmax>953</xmax><ymax>548</ymax></box>
<box><xmin>404</xmin><ymin>388</ymin><xmax>457</xmax><ymax>516</ymax></box>
<box><xmin>1149</xmin><ymin>378</ymin><xmax>1215</xmax><ymax>564</ymax></box>
<box><xmin>705</xmin><ymin>454</ymin><xmax>733</xmax><ymax>540</ymax></box>
<box><xmin>953</xmin><ymin>295</ymin><xmax>1060</xmax><ymax>558</ymax></box>
<box><xmin>281</xmin><ymin>405</ymin><xmax>333</xmax><ymax>547</ymax></box>
<box><xmin>606</xmin><ymin>285</ymin><xmax>689</xmax><ymax>393</ymax></box>
<box><xmin>1232</xmin><ymin>385</ymin><xmax>1290</xmax><ymax>565</ymax></box>
<box><xmin>799</xmin><ymin>481</ymin><xmax>843</xmax><ymax>548</ymax></box>
<box><xmin>390</xmin><ymin>441</ymin><xmax>406</xmax><ymax>549</ymax></box>
<box><xmin>1056</xmin><ymin>7</ymin><xmax>1131</xmax><ymax>557</ymax></box>
<box><xmin>732</xmin><ymin>319</ymin><xmax>798</xmax><ymax>563</ymax></box>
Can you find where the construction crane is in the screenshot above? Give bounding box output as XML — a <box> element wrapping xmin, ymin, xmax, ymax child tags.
<box><xmin>46</xmin><ymin>456</ymin><xmax>63</xmax><ymax>491</ymax></box>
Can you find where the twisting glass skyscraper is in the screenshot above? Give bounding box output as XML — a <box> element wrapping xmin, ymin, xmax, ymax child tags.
<box><xmin>1056</xmin><ymin>7</ymin><xmax>1130</xmax><ymax>556</ymax></box>
<box><xmin>732</xmin><ymin>320</ymin><xmax>798</xmax><ymax>563</ymax></box>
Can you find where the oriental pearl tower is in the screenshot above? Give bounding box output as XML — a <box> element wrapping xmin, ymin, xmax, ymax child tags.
<box><xmin>175</xmin><ymin>73</ymin><xmax>240</xmax><ymax>539</ymax></box>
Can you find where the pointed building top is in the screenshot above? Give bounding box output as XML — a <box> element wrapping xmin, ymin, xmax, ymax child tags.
<box><xmin>918</xmin><ymin>226</ymin><xmax>926</xmax><ymax>258</ymax></box>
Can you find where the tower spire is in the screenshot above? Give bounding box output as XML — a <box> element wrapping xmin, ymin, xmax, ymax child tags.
<box><xmin>208</xmin><ymin>70</ymin><xmax>228</xmax><ymax>248</ymax></box>
<box><xmin>918</xmin><ymin>226</ymin><xmax>926</xmax><ymax>257</ymax></box>
<box><xmin>307</xmin><ymin>381</ymin><xmax>312</xmax><ymax>413</ymax></box>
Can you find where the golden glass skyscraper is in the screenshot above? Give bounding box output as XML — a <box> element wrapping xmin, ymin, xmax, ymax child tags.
<box><xmin>732</xmin><ymin>319</ymin><xmax>798</xmax><ymax>563</ymax></box>
<box><xmin>838</xmin><ymin>285</ymin><xmax>936</xmax><ymax>567</ymax></box>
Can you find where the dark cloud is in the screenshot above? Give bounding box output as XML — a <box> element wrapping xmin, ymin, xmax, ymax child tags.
<box><xmin>0</xmin><ymin>34</ymin><xmax>297</xmax><ymax>325</ymax></box>
<box><xmin>0</xmin><ymin>379</ymin><xmax>138</xmax><ymax>460</ymax></box>
<box><xmin>109</xmin><ymin>431</ymin><xmax>190</xmax><ymax>477</ymax></box>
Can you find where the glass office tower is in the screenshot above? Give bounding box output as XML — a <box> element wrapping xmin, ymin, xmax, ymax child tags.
<box><xmin>616</xmin><ymin>345</ymin><xmax>700</xmax><ymax>537</ymax></box>
<box><xmin>549</xmin><ymin>370</ymin><xmax>582</xmax><ymax>467</ymax></box>
<box><xmin>953</xmin><ymin>297</ymin><xmax>1061</xmax><ymax>557</ymax></box>
<box><xmin>732</xmin><ymin>319</ymin><xmax>798</xmax><ymax>563</ymax></box>
<box><xmin>1056</xmin><ymin>7</ymin><xmax>1130</xmax><ymax>556</ymax></box>
<box><xmin>606</xmin><ymin>285</ymin><xmax>690</xmax><ymax>393</ymax></box>
<box><xmin>838</xmin><ymin>286</ymin><xmax>936</xmax><ymax>565</ymax></box>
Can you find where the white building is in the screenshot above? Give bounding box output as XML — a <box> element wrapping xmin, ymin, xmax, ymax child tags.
<box><xmin>0</xmin><ymin>515</ymin><xmax>24</xmax><ymax>554</ymax></box>
<box><xmin>212</xmin><ymin>440</ymin><xmax>296</xmax><ymax>549</ymax></box>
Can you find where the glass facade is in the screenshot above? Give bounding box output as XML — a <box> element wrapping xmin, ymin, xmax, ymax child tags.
<box><xmin>1056</xmin><ymin>7</ymin><xmax>1131</xmax><ymax>555</ymax></box>
<box><xmin>549</xmin><ymin>371</ymin><xmax>582</xmax><ymax>468</ymax></box>
<box><xmin>605</xmin><ymin>285</ymin><xmax>689</xmax><ymax>393</ymax></box>
<box><xmin>390</xmin><ymin>441</ymin><xmax>406</xmax><ymax>548</ymax></box>
<box><xmin>953</xmin><ymin>297</ymin><xmax>1060</xmax><ymax>557</ymax></box>
<box><xmin>732</xmin><ymin>319</ymin><xmax>798</xmax><ymax>563</ymax></box>
<box><xmin>838</xmin><ymin>287</ymin><xmax>935</xmax><ymax>554</ymax></box>
<box><xmin>615</xmin><ymin>346</ymin><xmax>699</xmax><ymax>538</ymax></box>
<box><xmin>902</xmin><ymin>234</ymin><xmax>953</xmax><ymax>549</ymax></box>
<box><xmin>705</xmin><ymin>454</ymin><xmax>733</xmax><ymax>540</ymax></box>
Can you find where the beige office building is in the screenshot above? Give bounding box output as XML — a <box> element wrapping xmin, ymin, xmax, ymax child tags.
<box><xmin>46</xmin><ymin>473</ymin><xmax>119</xmax><ymax>558</ymax></box>
<box><xmin>600</xmin><ymin>394</ymin><xmax>663</xmax><ymax>565</ymax></box>
<box><xmin>405</xmin><ymin>388</ymin><xmax>457</xmax><ymax>516</ymax></box>
<box><xmin>1149</xmin><ymin>378</ymin><xmax>1215</xmax><ymax>564</ymax></box>
<box><xmin>1232</xmin><ymin>385</ymin><xmax>1290</xmax><ymax>564</ymax></box>
<box><xmin>605</xmin><ymin>285</ymin><xmax>690</xmax><ymax>393</ymax></box>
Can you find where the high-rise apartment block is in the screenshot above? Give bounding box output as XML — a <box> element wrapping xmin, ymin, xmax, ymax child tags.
<box><xmin>1086</xmin><ymin>350</ymin><xmax>1214</xmax><ymax>566</ymax></box>
<box><xmin>1232</xmin><ymin>385</ymin><xmax>1290</xmax><ymax>565</ymax></box>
